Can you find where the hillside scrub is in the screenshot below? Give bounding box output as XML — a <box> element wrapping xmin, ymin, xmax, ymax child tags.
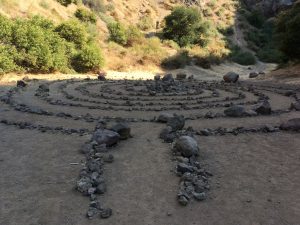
<box><xmin>276</xmin><ymin>2</ymin><xmax>300</xmax><ymax>60</ymax></box>
<box><xmin>75</xmin><ymin>8</ymin><xmax>97</xmax><ymax>24</ymax></box>
<box><xmin>0</xmin><ymin>15</ymin><xmax>104</xmax><ymax>74</ymax></box>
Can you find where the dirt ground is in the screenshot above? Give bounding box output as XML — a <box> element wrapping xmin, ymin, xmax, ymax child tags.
<box><xmin>0</xmin><ymin>71</ymin><xmax>300</xmax><ymax>225</ymax></box>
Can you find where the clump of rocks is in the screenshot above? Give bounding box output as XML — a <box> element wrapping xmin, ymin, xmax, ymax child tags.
<box><xmin>157</xmin><ymin>114</ymin><xmax>211</xmax><ymax>206</ymax></box>
<box><xmin>76</xmin><ymin>121</ymin><xmax>132</xmax><ymax>219</ymax></box>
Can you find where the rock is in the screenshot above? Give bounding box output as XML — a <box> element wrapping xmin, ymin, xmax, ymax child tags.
<box><xmin>97</xmin><ymin>71</ymin><xmax>107</xmax><ymax>81</ymax></box>
<box><xmin>17</xmin><ymin>80</ymin><xmax>27</xmax><ymax>87</ymax></box>
<box><xmin>224</xmin><ymin>105</ymin><xmax>246</xmax><ymax>117</ymax></box>
<box><xmin>86</xmin><ymin>207</ymin><xmax>99</xmax><ymax>219</ymax></box>
<box><xmin>159</xmin><ymin>126</ymin><xmax>176</xmax><ymax>143</ymax></box>
<box><xmin>110</xmin><ymin>123</ymin><xmax>131</xmax><ymax>140</ymax></box>
<box><xmin>193</xmin><ymin>192</ymin><xmax>206</xmax><ymax>201</ymax></box>
<box><xmin>176</xmin><ymin>73</ymin><xmax>187</xmax><ymax>80</ymax></box>
<box><xmin>280</xmin><ymin>118</ymin><xmax>300</xmax><ymax>131</ymax></box>
<box><xmin>81</xmin><ymin>143</ymin><xmax>93</xmax><ymax>154</ymax></box>
<box><xmin>223</xmin><ymin>72</ymin><xmax>239</xmax><ymax>83</ymax></box>
<box><xmin>167</xmin><ymin>114</ymin><xmax>185</xmax><ymax>131</ymax></box>
<box><xmin>249</xmin><ymin>72</ymin><xmax>259</xmax><ymax>78</ymax></box>
<box><xmin>77</xmin><ymin>177</ymin><xmax>92</xmax><ymax>195</ymax></box>
<box><xmin>154</xmin><ymin>75</ymin><xmax>160</xmax><ymax>81</ymax></box>
<box><xmin>92</xmin><ymin>129</ymin><xmax>120</xmax><ymax>146</ymax></box>
<box><xmin>291</xmin><ymin>101</ymin><xmax>300</xmax><ymax>111</ymax></box>
<box><xmin>96</xmin><ymin>182</ymin><xmax>107</xmax><ymax>194</ymax></box>
<box><xmin>157</xmin><ymin>113</ymin><xmax>174</xmax><ymax>123</ymax></box>
<box><xmin>177</xmin><ymin>163</ymin><xmax>194</xmax><ymax>173</ymax></box>
<box><xmin>38</xmin><ymin>83</ymin><xmax>49</xmax><ymax>92</ymax></box>
<box><xmin>103</xmin><ymin>154</ymin><xmax>114</xmax><ymax>163</ymax></box>
<box><xmin>178</xmin><ymin>195</ymin><xmax>189</xmax><ymax>206</ymax></box>
<box><xmin>100</xmin><ymin>208</ymin><xmax>112</xmax><ymax>219</ymax></box>
<box><xmin>253</xmin><ymin>101</ymin><xmax>271</xmax><ymax>115</ymax></box>
<box><xmin>162</xmin><ymin>74</ymin><xmax>174</xmax><ymax>82</ymax></box>
<box><xmin>175</xmin><ymin>136</ymin><xmax>199</xmax><ymax>157</ymax></box>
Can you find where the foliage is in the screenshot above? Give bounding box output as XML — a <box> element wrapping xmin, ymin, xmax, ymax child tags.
<box><xmin>56</xmin><ymin>0</ymin><xmax>76</xmax><ymax>6</ymax></box>
<box><xmin>230</xmin><ymin>47</ymin><xmax>256</xmax><ymax>65</ymax></box>
<box><xmin>55</xmin><ymin>19</ymin><xmax>88</xmax><ymax>47</ymax></box>
<box><xmin>0</xmin><ymin>45</ymin><xmax>21</xmax><ymax>74</ymax></box>
<box><xmin>137</xmin><ymin>16</ymin><xmax>153</xmax><ymax>31</ymax></box>
<box><xmin>163</xmin><ymin>6</ymin><xmax>210</xmax><ymax>47</ymax></box>
<box><xmin>161</xmin><ymin>50</ymin><xmax>191</xmax><ymax>69</ymax></box>
<box><xmin>126</xmin><ymin>25</ymin><xmax>144</xmax><ymax>47</ymax></box>
<box><xmin>75</xmin><ymin>8</ymin><xmax>97</xmax><ymax>24</ymax></box>
<box><xmin>107</xmin><ymin>22</ymin><xmax>128</xmax><ymax>46</ymax></box>
<box><xmin>276</xmin><ymin>2</ymin><xmax>300</xmax><ymax>60</ymax></box>
<box><xmin>72</xmin><ymin>42</ymin><xmax>104</xmax><ymax>72</ymax></box>
<box><xmin>245</xmin><ymin>9</ymin><xmax>265</xmax><ymax>28</ymax></box>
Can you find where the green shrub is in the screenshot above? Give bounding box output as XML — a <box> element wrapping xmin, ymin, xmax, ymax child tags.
<box><xmin>257</xmin><ymin>47</ymin><xmax>286</xmax><ymax>63</ymax></box>
<box><xmin>163</xmin><ymin>6</ymin><xmax>209</xmax><ymax>47</ymax></box>
<box><xmin>0</xmin><ymin>45</ymin><xmax>21</xmax><ymax>74</ymax></box>
<box><xmin>55</xmin><ymin>20</ymin><xmax>88</xmax><ymax>47</ymax></box>
<box><xmin>126</xmin><ymin>25</ymin><xmax>144</xmax><ymax>47</ymax></box>
<box><xmin>161</xmin><ymin>50</ymin><xmax>191</xmax><ymax>69</ymax></box>
<box><xmin>137</xmin><ymin>16</ymin><xmax>153</xmax><ymax>31</ymax></box>
<box><xmin>0</xmin><ymin>14</ymin><xmax>13</xmax><ymax>44</ymax></box>
<box><xmin>231</xmin><ymin>49</ymin><xmax>256</xmax><ymax>65</ymax></box>
<box><xmin>75</xmin><ymin>8</ymin><xmax>97</xmax><ymax>24</ymax></box>
<box><xmin>276</xmin><ymin>2</ymin><xmax>300</xmax><ymax>60</ymax></box>
<box><xmin>72</xmin><ymin>42</ymin><xmax>104</xmax><ymax>72</ymax></box>
<box><xmin>246</xmin><ymin>9</ymin><xmax>265</xmax><ymax>28</ymax></box>
<box><xmin>107</xmin><ymin>22</ymin><xmax>128</xmax><ymax>46</ymax></box>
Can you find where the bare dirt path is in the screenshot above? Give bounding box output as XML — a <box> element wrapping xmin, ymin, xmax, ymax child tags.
<box><xmin>0</xmin><ymin>72</ymin><xmax>300</xmax><ymax>225</ymax></box>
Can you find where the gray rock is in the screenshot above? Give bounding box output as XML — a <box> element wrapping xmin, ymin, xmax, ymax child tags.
<box><xmin>157</xmin><ymin>113</ymin><xmax>174</xmax><ymax>123</ymax></box>
<box><xmin>100</xmin><ymin>208</ymin><xmax>112</xmax><ymax>219</ymax></box>
<box><xmin>162</xmin><ymin>74</ymin><xmax>174</xmax><ymax>82</ymax></box>
<box><xmin>154</xmin><ymin>75</ymin><xmax>160</xmax><ymax>81</ymax></box>
<box><xmin>17</xmin><ymin>80</ymin><xmax>27</xmax><ymax>87</ymax></box>
<box><xmin>159</xmin><ymin>126</ymin><xmax>176</xmax><ymax>143</ymax></box>
<box><xmin>291</xmin><ymin>101</ymin><xmax>300</xmax><ymax>111</ymax></box>
<box><xmin>224</xmin><ymin>105</ymin><xmax>246</xmax><ymax>117</ymax></box>
<box><xmin>103</xmin><ymin>154</ymin><xmax>114</xmax><ymax>163</ymax></box>
<box><xmin>193</xmin><ymin>192</ymin><xmax>206</xmax><ymax>201</ymax></box>
<box><xmin>87</xmin><ymin>207</ymin><xmax>99</xmax><ymax>219</ymax></box>
<box><xmin>175</xmin><ymin>136</ymin><xmax>199</xmax><ymax>157</ymax></box>
<box><xmin>223</xmin><ymin>72</ymin><xmax>239</xmax><ymax>83</ymax></box>
<box><xmin>77</xmin><ymin>177</ymin><xmax>92</xmax><ymax>195</ymax></box>
<box><xmin>167</xmin><ymin>115</ymin><xmax>185</xmax><ymax>131</ymax></box>
<box><xmin>38</xmin><ymin>83</ymin><xmax>49</xmax><ymax>92</ymax></box>
<box><xmin>253</xmin><ymin>101</ymin><xmax>271</xmax><ymax>115</ymax></box>
<box><xmin>178</xmin><ymin>195</ymin><xmax>189</xmax><ymax>206</ymax></box>
<box><xmin>96</xmin><ymin>182</ymin><xmax>107</xmax><ymax>194</ymax></box>
<box><xmin>176</xmin><ymin>73</ymin><xmax>187</xmax><ymax>80</ymax></box>
<box><xmin>280</xmin><ymin>118</ymin><xmax>300</xmax><ymax>131</ymax></box>
<box><xmin>249</xmin><ymin>72</ymin><xmax>259</xmax><ymax>78</ymax></box>
<box><xmin>177</xmin><ymin>163</ymin><xmax>194</xmax><ymax>173</ymax></box>
<box><xmin>92</xmin><ymin>129</ymin><xmax>120</xmax><ymax>146</ymax></box>
<box><xmin>110</xmin><ymin>123</ymin><xmax>131</xmax><ymax>140</ymax></box>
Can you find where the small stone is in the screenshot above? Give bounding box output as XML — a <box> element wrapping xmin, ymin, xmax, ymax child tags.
<box><xmin>177</xmin><ymin>163</ymin><xmax>194</xmax><ymax>173</ymax></box>
<box><xmin>162</xmin><ymin>74</ymin><xmax>174</xmax><ymax>82</ymax></box>
<box><xmin>96</xmin><ymin>182</ymin><xmax>107</xmax><ymax>194</ymax></box>
<box><xmin>224</xmin><ymin>105</ymin><xmax>246</xmax><ymax>117</ymax></box>
<box><xmin>167</xmin><ymin>114</ymin><xmax>185</xmax><ymax>131</ymax></box>
<box><xmin>249</xmin><ymin>72</ymin><xmax>259</xmax><ymax>78</ymax></box>
<box><xmin>280</xmin><ymin>118</ymin><xmax>300</xmax><ymax>131</ymax></box>
<box><xmin>17</xmin><ymin>80</ymin><xmax>27</xmax><ymax>87</ymax></box>
<box><xmin>87</xmin><ymin>207</ymin><xmax>98</xmax><ymax>219</ymax></box>
<box><xmin>100</xmin><ymin>208</ymin><xmax>112</xmax><ymax>219</ymax></box>
<box><xmin>92</xmin><ymin>129</ymin><xmax>120</xmax><ymax>146</ymax></box>
<box><xmin>175</xmin><ymin>136</ymin><xmax>199</xmax><ymax>157</ymax></box>
<box><xmin>176</xmin><ymin>73</ymin><xmax>187</xmax><ymax>80</ymax></box>
<box><xmin>157</xmin><ymin>113</ymin><xmax>174</xmax><ymax>123</ymax></box>
<box><xmin>103</xmin><ymin>154</ymin><xmax>114</xmax><ymax>163</ymax></box>
<box><xmin>193</xmin><ymin>192</ymin><xmax>206</xmax><ymax>201</ymax></box>
<box><xmin>223</xmin><ymin>72</ymin><xmax>239</xmax><ymax>83</ymax></box>
<box><xmin>110</xmin><ymin>123</ymin><xmax>131</xmax><ymax>140</ymax></box>
<box><xmin>253</xmin><ymin>101</ymin><xmax>271</xmax><ymax>115</ymax></box>
<box><xmin>178</xmin><ymin>195</ymin><xmax>189</xmax><ymax>206</ymax></box>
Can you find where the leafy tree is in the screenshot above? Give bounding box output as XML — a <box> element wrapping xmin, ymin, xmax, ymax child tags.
<box><xmin>276</xmin><ymin>2</ymin><xmax>300</xmax><ymax>60</ymax></box>
<box><xmin>107</xmin><ymin>22</ymin><xmax>128</xmax><ymax>46</ymax></box>
<box><xmin>55</xmin><ymin>20</ymin><xmax>88</xmax><ymax>47</ymax></box>
<box><xmin>163</xmin><ymin>7</ymin><xmax>208</xmax><ymax>47</ymax></box>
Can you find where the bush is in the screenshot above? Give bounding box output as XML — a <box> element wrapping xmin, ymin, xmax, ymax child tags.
<box><xmin>257</xmin><ymin>47</ymin><xmax>286</xmax><ymax>63</ymax></box>
<box><xmin>161</xmin><ymin>50</ymin><xmax>191</xmax><ymax>69</ymax></box>
<box><xmin>107</xmin><ymin>22</ymin><xmax>128</xmax><ymax>46</ymax></box>
<box><xmin>75</xmin><ymin>8</ymin><xmax>97</xmax><ymax>24</ymax></box>
<box><xmin>55</xmin><ymin>20</ymin><xmax>88</xmax><ymax>47</ymax></box>
<box><xmin>56</xmin><ymin>0</ymin><xmax>76</xmax><ymax>6</ymax></box>
<box><xmin>0</xmin><ymin>14</ymin><xmax>13</xmax><ymax>44</ymax></box>
<box><xmin>137</xmin><ymin>16</ymin><xmax>153</xmax><ymax>31</ymax></box>
<box><xmin>246</xmin><ymin>9</ymin><xmax>265</xmax><ymax>28</ymax></box>
<box><xmin>126</xmin><ymin>25</ymin><xmax>144</xmax><ymax>47</ymax></box>
<box><xmin>231</xmin><ymin>49</ymin><xmax>256</xmax><ymax>65</ymax></box>
<box><xmin>163</xmin><ymin>6</ymin><xmax>209</xmax><ymax>47</ymax></box>
<box><xmin>72</xmin><ymin>42</ymin><xmax>104</xmax><ymax>72</ymax></box>
<box><xmin>0</xmin><ymin>45</ymin><xmax>21</xmax><ymax>74</ymax></box>
<box><xmin>276</xmin><ymin>2</ymin><xmax>300</xmax><ymax>60</ymax></box>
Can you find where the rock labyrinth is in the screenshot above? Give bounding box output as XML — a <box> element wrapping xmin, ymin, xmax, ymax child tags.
<box><xmin>1</xmin><ymin>74</ymin><xmax>300</xmax><ymax>219</ymax></box>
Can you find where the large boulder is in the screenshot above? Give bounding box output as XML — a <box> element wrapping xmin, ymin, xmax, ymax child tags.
<box><xmin>253</xmin><ymin>101</ymin><xmax>271</xmax><ymax>115</ymax></box>
<box><xmin>167</xmin><ymin>114</ymin><xmax>185</xmax><ymax>131</ymax></box>
<box><xmin>249</xmin><ymin>72</ymin><xmax>259</xmax><ymax>78</ymax></box>
<box><xmin>92</xmin><ymin>129</ymin><xmax>120</xmax><ymax>146</ymax></box>
<box><xmin>110</xmin><ymin>123</ymin><xmax>131</xmax><ymax>140</ymax></box>
<box><xmin>162</xmin><ymin>74</ymin><xmax>174</xmax><ymax>82</ymax></box>
<box><xmin>280</xmin><ymin>118</ymin><xmax>300</xmax><ymax>131</ymax></box>
<box><xmin>223</xmin><ymin>72</ymin><xmax>239</xmax><ymax>83</ymax></box>
<box><xmin>175</xmin><ymin>136</ymin><xmax>199</xmax><ymax>157</ymax></box>
<box><xmin>224</xmin><ymin>105</ymin><xmax>246</xmax><ymax>117</ymax></box>
<box><xmin>17</xmin><ymin>80</ymin><xmax>27</xmax><ymax>88</ymax></box>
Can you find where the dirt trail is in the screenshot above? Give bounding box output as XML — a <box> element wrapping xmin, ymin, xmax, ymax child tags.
<box><xmin>0</xmin><ymin>71</ymin><xmax>300</xmax><ymax>225</ymax></box>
